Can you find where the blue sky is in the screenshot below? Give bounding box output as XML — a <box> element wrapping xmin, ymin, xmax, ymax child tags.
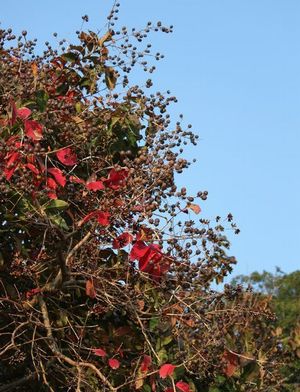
<box><xmin>1</xmin><ymin>0</ymin><xmax>299</xmax><ymax>277</ymax></box>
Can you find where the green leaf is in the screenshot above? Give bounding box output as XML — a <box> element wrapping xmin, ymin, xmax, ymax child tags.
<box><xmin>79</xmin><ymin>77</ymin><xmax>92</xmax><ymax>88</ymax></box>
<box><xmin>149</xmin><ymin>317</ymin><xmax>159</xmax><ymax>332</ymax></box>
<box><xmin>126</xmin><ymin>130</ymin><xmax>138</xmax><ymax>147</ymax></box>
<box><xmin>56</xmin><ymin>84</ymin><xmax>69</xmax><ymax>95</ymax></box>
<box><xmin>109</xmin><ymin>116</ymin><xmax>120</xmax><ymax>131</ymax></box>
<box><xmin>61</xmin><ymin>52</ymin><xmax>78</xmax><ymax>63</ymax></box>
<box><xmin>241</xmin><ymin>361</ymin><xmax>260</xmax><ymax>383</ymax></box>
<box><xmin>215</xmin><ymin>375</ymin><xmax>226</xmax><ymax>384</ymax></box>
<box><xmin>35</xmin><ymin>90</ymin><xmax>49</xmax><ymax>112</ymax></box>
<box><xmin>49</xmin><ymin>214</ymin><xmax>69</xmax><ymax>231</ymax></box>
<box><xmin>174</xmin><ymin>366</ymin><xmax>185</xmax><ymax>380</ymax></box>
<box><xmin>142</xmin><ymin>385</ymin><xmax>151</xmax><ymax>392</ymax></box>
<box><xmin>157</xmin><ymin>348</ymin><xmax>168</xmax><ymax>362</ymax></box>
<box><xmin>75</xmin><ymin>102</ymin><xmax>82</xmax><ymax>113</ymax></box>
<box><xmin>56</xmin><ymin>310</ymin><xmax>69</xmax><ymax>327</ymax></box>
<box><xmin>161</xmin><ymin>335</ymin><xmax>173</xmax><ymax>347</ymax></box>
<box><xmin>45</xmin><ymin>200</ymin><xmax>69</xmax><ymax>210</ymax></box>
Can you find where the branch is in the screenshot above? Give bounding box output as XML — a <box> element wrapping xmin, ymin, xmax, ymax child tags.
<box><xmin>65</xmin><ymin>231</ymin><xmax>92</xmax><ymax>266</ymax></box>
<box><xmin>38</xmin><ymin>296</ymin><xmax>116</xmax><ymax>391</ymax></box>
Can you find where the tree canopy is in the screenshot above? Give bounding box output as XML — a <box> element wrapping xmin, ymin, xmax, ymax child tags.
<box><xmin>0</xmin><ymin>5</ymin><xmax>287</xmax><ymax>391</ymax></box>
<box><xmin>233</xmin><ymin>269</ymin><xmax>300</xmax><ymax>390</ymax></box>
<box><xmin>232</xmin><ymin>268</ymin><xmax>300</xmax><ymax>331</ymax></box>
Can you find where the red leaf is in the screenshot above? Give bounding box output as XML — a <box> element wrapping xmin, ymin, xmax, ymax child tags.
<box><xmin>140</xmin><ymin>355</ymin><xmax>151</xmax><ymax>373</ymax></box>
<box><xmin>114</xmin><ymin>199</ymin><xmax>124</xmax><ymax>207</ymax></box>
<box><xmin>48</xmin><ymin>191</ymin><xmax>57</xmax><ymax>199</ymax></box>
<box><xmin>108</xmin><ymin>358</ymin><xmax>120</xmax><ymax>370</ymax></box>
<box><xmin>129</xmin><ymin>241</ymin><xmax>149</xmax><ymax>261</ymax></box>
<box><xmin>47</xmin><ymin>177</ymin><xmax>58</xmax><ymax>189</ymax></box>
<box><xmin>131</xmin><ymin>204</ymin><xmax>143</xmax><ymax>212</ymax></box>
<box><xmin>97</xmin><ymin>211</ymin><xmax>110</xmax><ymax>226</ymax></box>
<box><xmin>113</xmin><ymin>232</ymin><xmax>133</xmax><ymax>249</ymax></box>
<box><xmin>4</xmin><ymin>152</ymin><xmax>20</xmax><ymax>180</ymax></box>
<box><xmin>25</xmin><ymin>163</ymin><xmax>40</xmax><ymax>175</ymax></box>
<box><xmin>80</xmin><ymin>211</ymin><xmax>98</xmax><ymax>225</ymax></box>
<box><xmin>5</xmin><ymin>151</ymin><xmax>20</xmax><ymax>166</ymax></box>
<box><xmin>58</xmin><ymin>90</ymin><xmax>76</xmax><ymax>104</ymax></box>
<box><xmin>86</xmin><ymin>279</ymin><xmax>96</xmax><ymax>299</ymax></box>
<box><xmin>92</xmin><ymin>348</ymin><xmax>107</xmax><ymax>357</ymax></box>
<box><xmin>25</xmin><ymin>120</ymin><xmax>43</xmax><ymax>141</ymax></box>
<box><xmin>159</xmin><ymin>364</ymin><xmax>176</xmax><ymax>379</ymax></box>
<box><xmin>103</xmin><ymin>168</ymin><xmax>128</xmax><ymax>190</ymax></box>
<box><xmin>86</xmin><ymin>180</ymin><xmax>105</xmax><ymax>191</ymax></box>
<box><xmin>222</xmin><ymin>350</ymin><xmax>239</xmax><ymax>377</ymax></box>
<box><xmin>176</xmin><ymin>381</ymin><xmax>191</xmax><ymax>392</ymax></box>
<box><xmin>139</xmin><ymin>244</ymin><xmax>162</xmax><ymax>272</ymax></box>
<box><xmin>80</xmin><ymin>210</ymin><xmax>110</xmax><ymax>227</ymax></box>
<box><xmin>150</xmin><ymin>374</ymin><xmax>157</xmax><ymax>392</ymax></box>
<box><xmin>26</xmin><ymin>288</ymin><xmax>41</xmax><ymax>299</ymax></box>
<box><xmin>17</xmin><ymin>107</ymin><xmax>32</xmax><ymax>120</ymax></box>
<box><xmin>56</xmin><ymin>147</ymin><xmax>77</xmax><ymax>166</ymax></box>
<box><xmin>130</xmin><ymin>241</ymin><xmax>168</xmax><ymax>277</ymax></box>
<box><xmin>48</xmin><ymin>168</ymin><xmax>66</xmax><ymax>187</ymax></box>
<box><xmin>149</xmin><ymin>258</ymin><xmax>170</xmax><ymax>279</ymax></box>
<box><xmin>47</xmin><ymin>177</ymin><xmax>58</xmax><ymax>199</ymax></box>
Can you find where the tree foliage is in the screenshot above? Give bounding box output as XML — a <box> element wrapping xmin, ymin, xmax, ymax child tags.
<box><xmin>0</xmin><ymin>5</ymin><xmax>286</xmax><ymax>391</ymax></box>
<box><xmin>233</xmin><ymin>269</ymin><xmax>300</xmax><ymax>390</ymax></box>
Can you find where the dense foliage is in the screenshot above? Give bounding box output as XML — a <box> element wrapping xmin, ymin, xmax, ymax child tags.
<box><xmin>233</xmin><ymin>269</ymin><xmax>300</xmax><ymax>390</ymax></box>
<box><xmin>0</xmin><ymin>5</ymin><xmax>286</xmax><ymax>391</ymax></box>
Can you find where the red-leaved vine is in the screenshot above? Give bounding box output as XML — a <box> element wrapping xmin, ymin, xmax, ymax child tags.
<box><xmin>0</xmin><ymin>3</ymin><xmax>285</xmax><ymax>391</ymax></box>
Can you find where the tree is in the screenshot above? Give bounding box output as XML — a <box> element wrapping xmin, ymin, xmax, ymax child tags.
<box><xmin>232</xmin><ymin>268</ymin><xmax>300</xmax><ymax>332</ymax></box>
<box><xmin>232</xmin><ymin>269</ymin><xmax>300</xmax><ymax>390</ymax></box>
<box><xmin>0</xmin><ymin>5</ymin><xmax>285</xmax><ymax>391</ymax></box>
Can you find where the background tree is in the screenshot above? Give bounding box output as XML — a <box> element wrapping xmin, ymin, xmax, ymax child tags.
<box><xmin>232</xmin><ymin>269</ymin><xmax>300</xmax><ymax>391</ymax></box>
<box><xmin>0</xmin><ymin>4</ymin><xmax>286</xmax><ymax>391</ymax></box>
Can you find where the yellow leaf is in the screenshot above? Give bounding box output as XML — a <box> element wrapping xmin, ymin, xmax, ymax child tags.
<box><xmin>98</xmin><ymin>31</ymin><xmax>112</xmax><ymax>46</ymax></box>
<box><xmin>32</xmin><ymin>62</ymin><xmax>38</xmax><ymax>78</ymax></box>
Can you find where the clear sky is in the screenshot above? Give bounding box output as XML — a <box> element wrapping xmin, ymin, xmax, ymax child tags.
<box><xmin>1</xmin><ymin>0</ymin><xmax>299</xmax><ymax>277</ymax></box>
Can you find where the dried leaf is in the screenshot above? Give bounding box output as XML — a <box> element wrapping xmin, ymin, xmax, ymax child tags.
<box><xmin>186</xmin><ymin>203</ymin><xmax>201</xmax><ymax>214</ymax></box>
<box><xmin>98</xmin><ymin>31</ymin><xmax>112</xmax><ymax>46</ymax></box>
<box><xmin>86</xmin><ymin>279</ymin><xmax>96</xmax><ymax>299</ymax></box>
<box><xmin>31</xmin><ymin>62</ymin><xmax>38</xmax><ymax>78</ymax></box>
<box><xmin>222</xmin><ymin>350</ymin><xmax>239</xmax><ymax>377</ymax></box>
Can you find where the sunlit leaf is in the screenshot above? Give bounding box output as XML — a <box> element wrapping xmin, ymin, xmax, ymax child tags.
<box><xmin>105</xmin><ymin>67</ymin><xmax>117</xmax><ymax>90</ymax></box>
<box><xmin>45</xmin><ymin>199</ymin><xmax>69</xmax><ymax>210</ymax></box>
<box><xmin>159</xmin><ymin>364</ymin><xmax>176</xmax><ymax>379</ymax></box>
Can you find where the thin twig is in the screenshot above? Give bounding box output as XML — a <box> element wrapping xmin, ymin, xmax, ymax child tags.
<box><xmin>38</xmin><ymin>296</ymin><xmax>116</xmax><ymax>391</ymax></box>
<box><xmin>65</xmin><ymin>231</ymin><xmax>92</xmax><ymax>266</ymax></box>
